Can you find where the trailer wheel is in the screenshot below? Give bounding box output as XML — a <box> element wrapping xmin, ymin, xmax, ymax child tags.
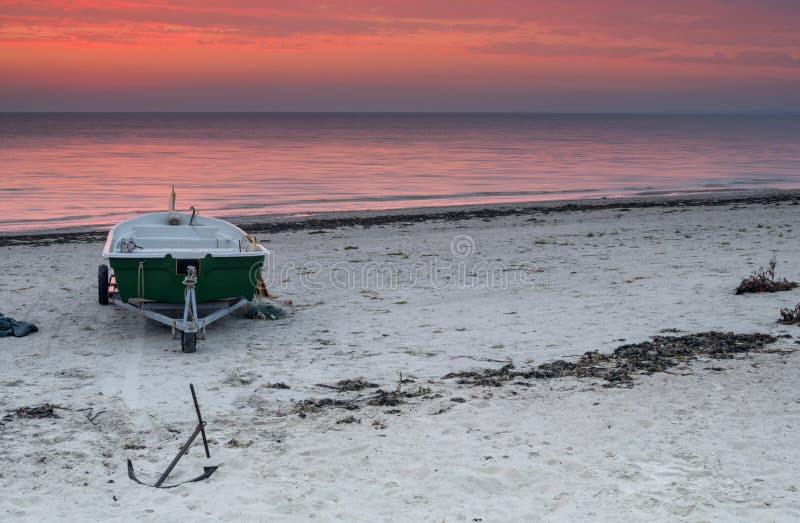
<box><xmin>98</xmin><ymin>264</ymin><xmax>109</xmax><ymax>305</ymax></box>
<box><xmin>181</xmin><ymin>331</ymin><xmax>197</xmax><ymax>353</ymax></box>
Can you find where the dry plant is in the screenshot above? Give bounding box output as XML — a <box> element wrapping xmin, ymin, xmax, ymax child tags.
<box><xmin>735</xmin><ymin>255</ymin><xmax>798</xmax><ymax>294</ymax></box>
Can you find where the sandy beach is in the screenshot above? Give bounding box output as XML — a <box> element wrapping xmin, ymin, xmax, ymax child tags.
<box><xmin>1</xmin><ymin>193</ymin><xmax>800</xmax><ymax>521</ymax></box>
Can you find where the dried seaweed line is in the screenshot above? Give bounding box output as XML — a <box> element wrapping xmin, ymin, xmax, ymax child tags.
<box><xmin>443</xmin><ymin>332</ymin><xmax>778</xmax><ymax>388</ymax></box>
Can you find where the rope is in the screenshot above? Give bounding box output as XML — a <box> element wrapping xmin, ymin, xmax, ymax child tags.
<box><xmin>137</xmin><ymin>261</ymin><xmax>145</xmax><ymax>307</ymax></box>
<box><xmin>185</xmin><ymin>292</ymin><xmax>196</xmax><ymax>324</ymax></box>
<box><xmin>183</xmin><ymin>266</ymin><xmax>198</xmax><ymax>325</ymax></box>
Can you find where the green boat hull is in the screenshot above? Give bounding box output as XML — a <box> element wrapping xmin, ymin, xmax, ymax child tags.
<box><xmin>110</xmin><ymin>254</ymin><xmax>265</xmax><ymax>304</ymax></box>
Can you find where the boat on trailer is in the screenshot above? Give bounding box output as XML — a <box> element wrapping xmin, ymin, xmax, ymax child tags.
<box><xmin>99</xmin><ymin>191</ymin><xmax>268</xmax><ymax>352</ymax></box>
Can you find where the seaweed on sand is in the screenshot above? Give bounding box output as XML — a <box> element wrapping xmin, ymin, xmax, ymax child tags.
<box><xmin>366</xmin><ymin>389</ymin><xmax>404</xmax><ymax>406</ymax></box>
<box><xmin>291</xmin><ymin>398</ymin><xmax>360</xmax><ymax>417</ymax></box>
<box><xmin>736</xmin><ymin>256</ymin><xmax>797</xmax><ymax>294</ymax></box>
<box><xmin>444</xmin><ymin>332</ymin><xmax>777</xmax><ymax>388</ymax></box>
<box><xmin>14</xmin><ymin>404</ymin><xmax>58</xmax><ymax>419</ymax></box>
<box><xmin>285</xmin><ymin>333</ymin><xmax>779</xmax><ymax>418</ymax></box>
<box><xmin>1</xmin><ymin>404</ymin><xmax>59</xmax><ymax>429</ymax></box>
<box><xmin>316</xmin><ymin>377</ymin><xmax>379</xmax><ymax>392</ymax></box>
<box><xmin>289</xmin><ymin>385</ymin><xmax>432</xmax><ymax>417</ymax></box>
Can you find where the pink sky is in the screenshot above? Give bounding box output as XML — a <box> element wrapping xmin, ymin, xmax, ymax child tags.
<box><xmin>1</xmin><ymin>0</ymin><xmax>798</xmax><ymax>111</ymax></box>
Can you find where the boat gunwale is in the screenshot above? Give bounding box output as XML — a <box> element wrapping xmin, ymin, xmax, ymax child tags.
<box><xmin>102</xmin><ymin>211</ymin><xmax>268</xmax><ymax>259</ymax></box>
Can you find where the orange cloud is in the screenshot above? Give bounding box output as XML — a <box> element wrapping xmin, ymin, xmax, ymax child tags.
<box><xmin>0</xmin><ymin>0</ymin><xmax>798</xmax><ymax>110</ymax></box>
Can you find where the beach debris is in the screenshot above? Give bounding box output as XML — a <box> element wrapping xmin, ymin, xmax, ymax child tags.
<box><xmin>264</xmin><ymin>382</ymin><xmax>290</xmax><ymax>389</ymax></box>
<box><xmin>0</xmin><ymin>313</ymin><xmax>38</xmax><ymax>338</ymax></box>
<box><xmin>444</xmin><ymin>332</ymin><xmax>778</xmax><ymax>388</ymax></box>
<box><xmin>336</xmin><ymin>415</ymin><xmax>361</xmax><ymax>424</ymax></box>
<box><xmin>225</xmin><ymin>438</ymin><xmax>253</xmax><ymax>448</ymax></box>
<box><xmin>292</xmin><ymin>398</ymin><xmax>360</xmax><ymax>417</ymax></box>
<box><xmin>127</xmin><ymin>384</ymin><xmax>218</xmax><ymax>488</ymax></box>
<box><xmin>0</xmin><ymin>230</ymin><xmax>106</xmax><ymax>248</ymax></box>
<box><xmin>5</xmin><ymin>193</ymin><xmax>799</xmax><ymax>249</ymax></box>
<box><xmin>286</xmin><ymin>333</ymin><xmax>780</xmax><ymax>420</ymax></box>
<box><xmin>735</xmin><ymin>256</ymin><xmax>797</xmax><ymax>294</ymax></box>
<box><xmin>2</xmin><ymin>404</ymin><xmax>108</xmax><ymax>429</ymax></box>
<box><xmin>778</xmin><ymin>303</ymin><xmax>800</xmax><ymax>325</ymax></box>
<box><xmin>444</xmin><ymin>363</ymin><xmax>514</xmax><ymax>387</ymax></box>
<box><xmin>289</xmin><ymin>385</ymin><xmax>433</xmax><ymax>417</ymax></box>
<box><xmin>14</xmin><ymin>404</ymin><xmax>58</xmax><ymax>419</ymax></box>
<box><xmin>317</xmin><ymin>377</ymin><xmax>378</xmax><ymax>392</ymax></box>
<box><xmin>78</xmin><ymin>407</ymin><xmax>107</xmax><ymax>425</ymax></box>
<box><xmin>244</xmin><ymin>302</ymin><xmax>288</xmax><ymax>320</ymax></box>
<box><xmin>1</xmin><ymin>404</ymin><xmax>61</xmax><ymax>433</ymax></box>
<box><xmin>367</xmin><ymin>389</ymin><xmax>404</xmax><ymax>406</ymax></box>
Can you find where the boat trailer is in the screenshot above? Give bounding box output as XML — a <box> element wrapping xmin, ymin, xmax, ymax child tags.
<box><xmin>100</xmin><ymin>264</ymin><xmax>249</xmax><ymax>353</ymax></box>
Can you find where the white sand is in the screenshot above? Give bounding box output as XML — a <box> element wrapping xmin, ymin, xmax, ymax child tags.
<box><xmin>1</xmin><ymin>197</ymin><xmax>799</xmax><ymax>521</ymax></box>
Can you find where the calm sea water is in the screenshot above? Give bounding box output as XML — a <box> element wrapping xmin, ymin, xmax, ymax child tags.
<box><xmin>1</xmin><ymin>113</ymin><xmax>799</xmax><ymax>232</ymax></box>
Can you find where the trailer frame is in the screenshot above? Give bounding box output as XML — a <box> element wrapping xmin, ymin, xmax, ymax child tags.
<box><xmin>103</xmin><ymin>264</ymin><xmax>249</xmax><ymax>352</ymax></box>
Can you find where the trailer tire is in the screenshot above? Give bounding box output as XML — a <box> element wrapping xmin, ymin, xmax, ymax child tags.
<box><xmin>181</xmin><ymin>331</ymin><xmax>197</xmax><ymax>353</ymax></box>
<box><xmin>98</xmin><ymin>264</ymin><xmax>110</xmax><ymax>305</ymax></box>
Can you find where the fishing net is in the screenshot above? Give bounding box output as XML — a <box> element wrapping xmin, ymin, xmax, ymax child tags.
<box><xmin>244</xmin><ymin>302</ymin><xmax>288</xmax><ymax>320</ymax></box>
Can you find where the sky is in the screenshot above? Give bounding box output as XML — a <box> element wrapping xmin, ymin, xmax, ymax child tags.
<box><xmin>1</xmin><ymin>1</ymin><xmax>799</xmax><ymax>112</ymax></box>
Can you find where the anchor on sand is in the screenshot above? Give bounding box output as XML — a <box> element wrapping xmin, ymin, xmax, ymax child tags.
<box><xmin>127</xmin><ymin>384</ymin><xmax>219</xmax><ymax>488</ymax></box>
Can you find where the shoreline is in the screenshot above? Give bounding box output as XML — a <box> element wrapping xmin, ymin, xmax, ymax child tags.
<box><xmin>2</xmin><ymin>188</ymin><xmax>799</xmax><ymax>247</ymax></box>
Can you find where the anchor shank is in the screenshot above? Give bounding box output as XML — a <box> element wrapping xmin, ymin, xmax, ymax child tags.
<box><xmin>154</xmin><ymin>423</ymin><xmax>203</xmax><ymax>487</ymax></box>
<box><xmin>190</xmin><ymin>383</ymin><xmax>211</xmax><ymax>458</ymax></box>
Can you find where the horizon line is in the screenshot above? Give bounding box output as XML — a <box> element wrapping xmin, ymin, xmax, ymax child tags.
<box><xmin>2</xmin><ymin>110</ymin><xmax>799</xmax><ymax>115</ymax></box>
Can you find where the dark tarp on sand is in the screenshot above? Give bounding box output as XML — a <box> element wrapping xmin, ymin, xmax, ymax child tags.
<box><xmin>0</xmin><ymin>313</ymin><xmax>38</xmax><ymax>337</ymax></box>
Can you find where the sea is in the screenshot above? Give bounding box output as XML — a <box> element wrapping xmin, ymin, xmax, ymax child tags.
<box><xmin>1</xmin><ymin>112</ymin><xmax>798</xmax><ymax>232</ymax></box>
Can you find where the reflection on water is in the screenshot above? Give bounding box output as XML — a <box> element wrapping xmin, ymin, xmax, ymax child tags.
<box><xmin>1</xmin><ymin>113</ymin><xmax>798</xmax><ymax>231</ymax></box>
